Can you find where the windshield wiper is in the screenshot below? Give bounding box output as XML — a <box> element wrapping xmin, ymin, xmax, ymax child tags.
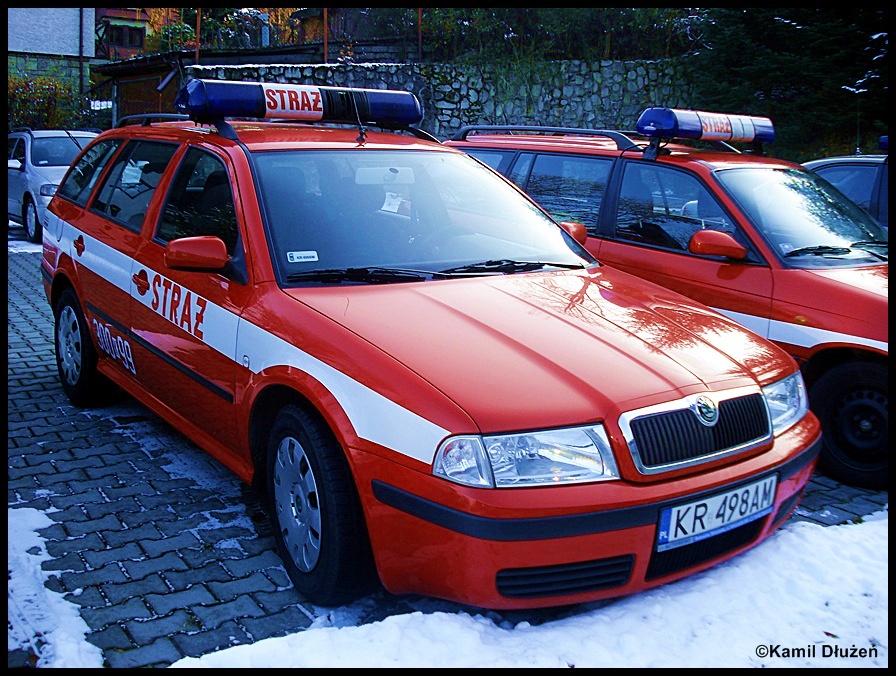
<box><xmin>850</xmin><ymin>241</ymin><xmax>888</xmax><ymax>261</ymax></box>
<box><xmin>783</xmin><ymin>245</ymin><xmax>852</xmax><ymax>258</ymax></box>
<box><xmin>439</xmin><ymin>259</ymin><xmax>584</xmax><ymax>276</ymax></box>
<box><xmin>63</xmin><ymin>129</ymin><xmax>85</xmax><ymax>150</ymax></box>
<box><xmin>286</xmin><ymin>266</ymin><xmax>442</xmax><ymax>284</ymax></box>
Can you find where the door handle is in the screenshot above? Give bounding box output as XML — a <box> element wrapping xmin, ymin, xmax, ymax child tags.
<box><xmin>132</xmin><ymin>269</ymin><xmax>150</xmax><ymax>295</ymax></box>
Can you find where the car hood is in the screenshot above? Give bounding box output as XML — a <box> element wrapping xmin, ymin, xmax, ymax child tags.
<box><xmin>802</xmin><ymin>264</ymin><xmax>888</xmax><ymax>297</ymax></box>
<box><xmin>289</xmin><ymin>267</ymin><xmax>792</xmax><ymax>432</ymax></box>
<box><xmin>29</xmin><ymin>164</ymin><xmax>69</xmax><ymax>186</ymax></box>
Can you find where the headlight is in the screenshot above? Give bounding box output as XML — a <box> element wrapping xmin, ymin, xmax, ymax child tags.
<box><xmin>433</xmin><ymin>424</ymin><xmax>619</xmax><ymax>488</ymax></box>
<box><xmin>762</xmin><ymin>371</ymin><xmax>809</xmax><ymax>434</ymax></box>
<box><xmin>39</xmin><ymin>183</ymin><xmax>58</xmax><ymax>197</ymax></box>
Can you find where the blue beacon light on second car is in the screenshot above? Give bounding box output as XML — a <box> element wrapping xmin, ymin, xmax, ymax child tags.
<box><xmin>636</xmin><ymin>107</ymin><xmax>775</xmax><ymax>144</ymax></box>
<box><xmin>174</xmin><ymin>78</ymin><xmax>424</xmax><ymax>128</ymax></box>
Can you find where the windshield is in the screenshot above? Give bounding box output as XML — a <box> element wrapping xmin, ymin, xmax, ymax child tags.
<box><xmin>253</xmin><ymin>149</ymin><xmax>595</xmax><ymax>284</ymax></box>
<box><xmin>31</xmin><ymin>136</ymin><xmax>91</xmax><ymax>168</ymax></box>
<box><xmin>716</xmin><ymin>166</ymin><xmax>887</xmax><ymax>267</ymax></box>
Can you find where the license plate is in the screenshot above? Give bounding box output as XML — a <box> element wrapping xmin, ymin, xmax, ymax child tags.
<box><xmin>657</xmin><ymin>475</ymin><xmax>777</xmax><ymax>551</ymax></box>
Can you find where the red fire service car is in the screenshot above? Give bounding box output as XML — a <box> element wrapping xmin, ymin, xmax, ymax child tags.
<box><xmin>446</xmin><ymin>109</ymin><xmax>888</xmax><ymax>490</ymax></box>
<box><xmin>43</xmin><ymin>80</ymin><xmax>820</xmax><ymax>611</ymax></box>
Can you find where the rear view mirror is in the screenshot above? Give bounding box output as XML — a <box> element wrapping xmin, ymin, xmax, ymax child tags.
<box><xmin>559</xmin><ymin>220</ymin><xmax>588</xmax><ymax>246</ymax></box>
<box><xmin>688</xmin><ymin>229</ymin><xmax>747</xmax><ymax>259</ymax></box>
<box><xmin>165</xmin><ymin>236</ymin><xmax>229</xmax><ymax>271</ymax></box>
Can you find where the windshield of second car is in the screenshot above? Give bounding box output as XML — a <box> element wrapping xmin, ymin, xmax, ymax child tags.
<box><xmin>716</xmin><ymin>166</ymin><xmax>887</xmax><ymax>267</ymax></box>
<box><xmin>252</xmin><ymin>148</ymin><xmax>595</xmax><ymax>283</ymax></box>
<box><xmin>31</xmin><ymin>136</ymin><xmax>90</xmax><ymax>168</ymax></box>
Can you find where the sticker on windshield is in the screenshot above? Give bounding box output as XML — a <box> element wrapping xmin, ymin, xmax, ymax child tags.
<box><xmin>287</xmin><ymin>251</ymin><xmax>319</xmax><ymax>263</ymax></box>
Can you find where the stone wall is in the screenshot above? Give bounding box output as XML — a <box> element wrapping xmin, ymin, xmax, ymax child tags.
<box><xmin>188</xmin><ymin>58</ymin><xmax>694</xmax><ymax>141</ymax></box>
<box><xmin>8</xmin><ymin>53</ymin><xmax>91</xmax><ymax>95</ymax></box>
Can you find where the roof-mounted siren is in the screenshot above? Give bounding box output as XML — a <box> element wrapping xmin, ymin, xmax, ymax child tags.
<box><xmin>174</xmin><ymin>79</ymin><xmax>424</xmax><ymax>140</ymax></box>
<box><xmin>879</xmin><ymin>135</ymin><xmax>888</xmax><ymax>153</ymax></box>
<box><xmin>636</xmin><ymin>107</ymin><xmax>775</xmax><ymax>160</ymax></box>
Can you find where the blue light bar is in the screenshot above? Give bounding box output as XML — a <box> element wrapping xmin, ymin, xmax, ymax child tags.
<box><xmin>174</xmin><ymin>79</ymin><xmax>424</xmax><ymax>127</ymax></box>
<box><xmin>636</xmin><ymin>107</ymin><xmax>775</xmax><ymax>144</ymax></box>
<box><xmin>879</xmin><ymin>136</ymin><xmax>888</xmax><ymax>152</ymax></box>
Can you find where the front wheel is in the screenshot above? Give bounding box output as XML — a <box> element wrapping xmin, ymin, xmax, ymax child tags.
<box><xmin>810</xmin><ymin>361</ymin><xmax>887</xmax><ymax>489</ymax></box>
<box><xmin>24</xmin><ymin>198</ymin><xmax>42</xmax><ymax>243</ymax></box>
<box><xmin>266</xmin><ymin>403</ymin><xmax>377</xmax><ymax>606</ymax></box>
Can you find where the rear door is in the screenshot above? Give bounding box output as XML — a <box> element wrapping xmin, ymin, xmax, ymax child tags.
<box><xmin>129</xmin><ymin>145</ymin><xmax>250</xmax><ymax>461</ymax></box>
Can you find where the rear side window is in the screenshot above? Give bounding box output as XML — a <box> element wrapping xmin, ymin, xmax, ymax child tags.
<box><xmin>92</xmin><ymin>140</ymin><xmax>178</xmax><ymax>231</ymax></box>
<box><xmin>520</xmin><ymin>153</ymin><xmax>612</xmax><ymax>234</ymax></box>
<box><xmin>465</xmin><ymin>148</ymin><xmax>516</xmax><ymax>173</ymax></box>
<box><xmin>157</xmin><ymin>148</ymin><xmax>238</xmax><ymax>256</ymax></box>
<box><xmin>57</xmin><ymin>139</ymin><xmax>123</xmax><ymax>206</ymax></box>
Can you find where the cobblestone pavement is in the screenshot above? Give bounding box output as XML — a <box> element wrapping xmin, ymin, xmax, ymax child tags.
<box><xmin>7</xmin><ymin>225</ymin><xmax>888</xmax><ymax>668</ymax></box>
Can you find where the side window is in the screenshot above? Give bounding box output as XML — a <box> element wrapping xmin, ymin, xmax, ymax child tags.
<box><xmin>92</xmin><ymin>140</ymin><xmax>177</xmax><ymax>230</ymax></box>
<box><xmin>158</xmin><ymin>148</ymin><xmax>238</xmax><ymax>256</ymax></box>
<box><xmin>465</xmin><ymin>149</ymin><xmax>515</xmax><ymax>174</ymax></box>
<box><xmin>876</xmin><ymin>163</ymin><xmax>887</xmax><ymax>227</ymax></box>
<box><xmin>615</xmin><ymin>163</ymin><xmax>734</xmax><ymax>252</ymax></box>
<box><xmin>507</xmin><ymin>152</ymin><xmax>535</xmax><ymax>187</ymax></box>
<box><xmin>56</xmin><ymin>139</ymin><xmax>123</xmax><ymax>206</ymax></box>
<box><xmin>9</xmin><ymin>137</ymin><xmax>25</xmax><ymax>163</ymax></box>
<box><xmin>523</xmin><ymin>154</ymin><xmax>612</xmax><ymax>233</ymax></box>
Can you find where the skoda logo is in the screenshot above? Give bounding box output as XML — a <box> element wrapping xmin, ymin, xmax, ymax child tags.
<box><xmin>694</xmin><ymin>395</ymin><xmax>719</xmax><ymax>427</ymax></box>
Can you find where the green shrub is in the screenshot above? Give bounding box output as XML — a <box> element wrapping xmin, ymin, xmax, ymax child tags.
<box><xmin>8</xmin><ymin>74</ymin><xmax>81</xmax><ymax>131</ymax></box>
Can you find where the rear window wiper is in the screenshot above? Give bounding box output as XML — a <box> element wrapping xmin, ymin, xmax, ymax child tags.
<box><xmin>783</xmin><ymin>245</ymin><xmax>852</xmax><ymax>258</ymax></box>
<box><xmin>286</xmin><ymin>266</ymin><xmax>444</xmax><ymax>284</ymax></box>
<box><xmin>439</xmin><ymin>259</ymin><xmax>584</xmax><ymax>276</ymax></box>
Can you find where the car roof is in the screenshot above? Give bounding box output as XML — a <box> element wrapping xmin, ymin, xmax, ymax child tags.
<box><xmin>10</xmin><ymin>129</ymin><xmax>99</xmax><ymax>138</ymax></box>
<box><xmin>804</xmin><ymin>154</ymin><xmax>887</xmax><ymax>168</ymax></box>
<box><xmin>448</xmin><ymin>131</ymin><xmax>801</xmax><ymax>171</ymax></box>
<box><xmin>105</xmin><ymin>118</ymin><xmax>459</xmax><ymax>154</ymax></box>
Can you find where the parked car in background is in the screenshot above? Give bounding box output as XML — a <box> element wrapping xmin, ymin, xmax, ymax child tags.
<box><xmin>8</xmin><ymin>127</ymin><xmax>99</xmax><ymax>243</ymax></box>
<box><xmin>446</xmin><ymin>109</ymin><xmax>888</xmax><ymax>489</ymax></box>
<box><xmin>803</xmin><ymin>136</ymin><xmax>888</xmax><ymax>229</ymax></box>
<box><xmin>41</xmin><ymin>80</ymin><xmax>820</xmax><ymax>611</ymax></box>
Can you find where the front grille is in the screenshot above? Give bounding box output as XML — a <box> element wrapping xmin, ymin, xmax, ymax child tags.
<box><xmin>496</xmin><ymin>555</ymin><xmax>634</xmax><ymax>599</ymax></box>
<box><xmin>623</xmin><ymin>391</ymin><xmax>771</xmax><ymax>474</ymax></box>
<box><xmin>646</xmin><ymin>518</ymin><xmax>764</xmax><ymax>580</ymax></box>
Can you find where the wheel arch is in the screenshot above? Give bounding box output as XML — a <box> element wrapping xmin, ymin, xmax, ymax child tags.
<box><xmin>248</xmin><ymin>384</ymin><xmax>334</xmax><ymax>495</ymax></box>
<box><xmin>800</xmin><ymin>345</ymin><xmax>888</xmax><ymax>389</ymax></box>
<box><xmin>48</xmin><ymin>269</ymin><xmax>77</xmax><ymax>315</ymax></box>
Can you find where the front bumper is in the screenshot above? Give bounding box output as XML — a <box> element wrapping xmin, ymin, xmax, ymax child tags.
<box><xmin>354</xmin><ymin>417</ymin><xmax>821</xmax><ymax>610</ymax></box>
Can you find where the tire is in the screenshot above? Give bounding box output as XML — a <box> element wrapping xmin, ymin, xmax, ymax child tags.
<box><xmin>24</xmin><ymin>198</ymin><xmax>42</xmax><ymax>244</ymax></box>
<box><xmin>266</xmin><ymin>403</ymin><xmax>377</xmax><ymax>606</ymax></box>
<box><xmin>810</xmin><ymin>361</ymin><xmax>887</xmax><ymax>489</ymax></box>
<box><xmin>54</xmin><ymin>288</ymin><xmax>111</xmax><ymax>407</ymax></box>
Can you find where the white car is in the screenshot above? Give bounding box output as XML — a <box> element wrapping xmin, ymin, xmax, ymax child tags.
<box><xmin>8</xmin><ymin>128</ymin><xmax>98</xmax><ymax>242</ymax></box>
<box><xmin>803</xmin><ymin>135</ymin><xmax>888</xmax><ymax>230</ymax></box>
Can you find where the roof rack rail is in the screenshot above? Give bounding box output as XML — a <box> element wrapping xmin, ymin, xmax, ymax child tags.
<box><xmin>117</xmin><ymin>113</ymin><xmax>190</xmax><ymax>128</ymax></box>
<box><xmin>450</xmin><ymin>125</ymin><xmax>642</xmax><ymax>152</ymax></box>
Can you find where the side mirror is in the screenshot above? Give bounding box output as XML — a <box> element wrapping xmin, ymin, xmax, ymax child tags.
<box><xmin>165</xmin><ymin>236</ymin><xmax>229</xmax><ymax>271</ymax></box>
<box><xmin>688</xmin><ymin>229</ymin><xmax>747</xmax><ymax>259</ymax></box>
<box><xmin>8</xmin><ymin>158</ymin><xmax>23</xmax><ymax>171</ymax></box>
<box><xmin>559</xmin><ymin>220</ymin><xmax>589</xmax><ymax>246</ymax></box>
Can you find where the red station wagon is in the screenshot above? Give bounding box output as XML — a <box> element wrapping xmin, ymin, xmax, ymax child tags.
<box><xmin>446</xmin><ymin>110</ymin><xmax>888</xmax><ymax>489</ymax></box>
<box><xmin>43</xmin><ymin>80</ymin><xmax>820</xmax><ymax>610</ymax></box>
